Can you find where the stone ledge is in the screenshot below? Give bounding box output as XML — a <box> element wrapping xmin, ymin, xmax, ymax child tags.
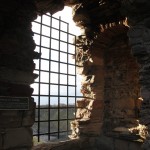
<box><xmin>32</xmin><ymin>135</ymin><xmax>142</xmax><ymax>150</ymax></box>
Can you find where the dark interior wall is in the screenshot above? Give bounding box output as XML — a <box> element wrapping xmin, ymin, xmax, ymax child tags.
<box><xmin>103</xmin><ymin>25</ymin><xmax>141</xmax><ymax>134</ymax></box>
<box><xmin>0</xmin><ymin>0</ymin><xmax>39</xmax><ymax>149</ymax></box>
<box><xmin>124</xmin><ymin>1</ymin><xmax>150</xmax><ymax>149</ymax></box>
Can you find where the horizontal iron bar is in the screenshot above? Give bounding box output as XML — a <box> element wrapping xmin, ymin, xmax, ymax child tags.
<box><xmin>36</xmin><ymin>45</ymin><xmax>75</xmax><ymax>55</ymax></box>
<box><xmin>34</xmin><ymin>32</ymin><xmax>75</xmax><ymax>45</ymax></box>
<box><xmin>33</xmin><ymin>130</ymin><xmax>70</xmax><ymax>136</ymax></box>
<box><xmin>34</xmin><ymin>69</ymin><xmax>76</xmax><ymax>76</ymax></box>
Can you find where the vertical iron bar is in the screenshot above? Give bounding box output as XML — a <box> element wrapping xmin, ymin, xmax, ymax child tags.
<box><xmin>48</xmin><ymin>14</ymin><xmax>53</xmax><ymax>141</ymax></box>
<box><xmin>67</xmin><ymin>23</ymin><xmax>69</xmax><ymax>135</ymax></box>
<box><xmin>75</xmin><ymin>35</ymin><xmax>77</xmax><ymax>118</ymax></box>
<box><xmin>38</xmin><ymin>14</ymin><xmax>43</xmax><ymax>142</ymax></box>
<box><xmin>58</xmin><ymin>16</ymin><xmax>61</xmax><ymax>139</ymax></box>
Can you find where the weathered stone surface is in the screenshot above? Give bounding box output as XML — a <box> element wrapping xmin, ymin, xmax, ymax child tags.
<box><xmin>103</xmin><ymin>24</ymin><xmax>140</xmax><ymax>135</ymax></box>
<box><xmin>0</xmin><ymin>0</ymin><xmax>37</xmax><ymax>149</ymax></box>
<box><xmin>3</xmin><ymin>127</ymin><xmax>32</xmax><ymax>149</ymax></box>
<box><xmin>72</xmin><ymin>26</ymin><xmax>107</xmax><ymax>137</ymax></box>
<box><xmin>88</xmin><ymin>100</ymin><xmax>104</xmax><ymax>110</ymax></box>
<box><xmin>125</xmin><ymin>0</ymin><xmax>150</xmax><ymax>146</ymax></box>
<box><xmin>14</xmin><ymin>148</ymin><xmax>31</xmax><ymax>150</ymax></box>
<box><xmin>0</xmin><ymin>110</ymin><xmax>22</xmax><ymax>128</ymax></box>
<box><xmin>0</xmin><ymin>82</ymin><xmax>33</xmax><ymax>97</ymax></box>
<box><xmin>76</xmin><ymin>99</ymin><xmax>87</xmax><ymax>108</ymax></box>
<box><xmin>22</xmin><ymin>100</ymin><xmax>36</xmax><ymax>127</ymax></box>
<box><xmin>32</xmin><ymin>135</ymin><xmax>142</xmax><ymax>150</ymax></box>
<box><xmin>129</xmin><ymin>141</ymin><xmax>142</xmax><ymax>150</ymax></box>
<box><xmin>129</xmin><ymin>21</ymin><xmax>150</xmax><ymax>137</ymax></box>
<box><xmin>35</xmin><ymin>0</ymin><xmax>64</xmax><ymax>14</ymax></box>
<box><xmin>72</xmin><ymin>4</ymin><xmax>91</xmax><ymax>27</ymax></box>
<box><xmin>0</xmin><ymin>68</ymin><xmax>38</xmax><ymax>84</ymax></box>
<box><xmin>141</xmin><ymin>139</ymin><xmax>150</xmax><ymax>150</ymax></box>
<box><xmin>141</xmin><ymin>88</ymin><xmax>150</xmax><ymax>99</ymax></box>
<box><xmin>0</xmin><ymin>98</ymin><xmax>35</xmax><ymax>128</ymax></box>
<box><xmin>90</xmin><ymin>109</ymin><xmax>103</xmax><ymax>121</ymax></box>
<box><xmin>115</xmin><ymin>139</ymin><xmax>129</xmax><ymax>150</ymax></box>
<box><xmin>111</xmin><ymin>98</ymin><xmax>135</xmax><ymax>110</ymax></box>
<box><xmin>79</xmin><ymin>122</ymin><xmax>103</xmax><ymax>135</ymax></box>
<box><xmin>96</xmin><ymin>136</ymin><xmax>114</xmax><ymax>150</ymax></box>
<box><xmin>0</xmin><ymin>135</ymin><xmax>2</xmax><ymax>149</ymax></box>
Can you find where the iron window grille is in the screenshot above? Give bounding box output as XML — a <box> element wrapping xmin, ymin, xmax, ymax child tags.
<box><xmin>32</xmin><ymin>13</ymin><xmax>79</xmax><ymax>142</ymax></box>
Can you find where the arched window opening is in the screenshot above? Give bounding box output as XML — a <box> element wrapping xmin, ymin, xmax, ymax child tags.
<box><xmin>31</xmin><ymin>7</ymin><xmax>82</xmax><ymax>143</ymax></box>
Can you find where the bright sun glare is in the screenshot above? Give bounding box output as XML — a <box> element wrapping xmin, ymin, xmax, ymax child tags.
<box><xmin>31</xmin><ymin>6</ymin><xmax>82</xmax><ymax>105</ymax></box>
<box><xmin>53</xmin><ymin>6</ymin><xmax>81</xmax><ymax>36</ymax></box>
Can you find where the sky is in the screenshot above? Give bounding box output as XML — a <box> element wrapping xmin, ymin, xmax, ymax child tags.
<box><xmin>31</xmin><ymin>6</ymin><xmax>82</xmax><ymax>105</ymax></box>
<box><xmin>53</xmin><ymin>7</ymin><xmax>81</xmax><ymax>36</ymax></box>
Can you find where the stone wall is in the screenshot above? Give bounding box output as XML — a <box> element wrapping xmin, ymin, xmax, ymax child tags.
<box><xmin>68</xmin><ymin>21</ymin><xmax>144</xmax><ymax>149</ymax></box>
<box><xmin>70</xmin><ymin>30</ymin><xmax>105</xmax><ymax>137</ymax></box>
<box><xmin>122</xmin><ymin>0</ymin><xmax>150</xmax><ymax>149</ymax></box>
<box><xmin>0</xmin><ymin>0</ymin><xmax>39</xmax><ymax>149</ymax></box>
<box><xmin>103</xmin><ymin>25</ymin><xmax>141</xmax><ymax>137</ymax></box>
<box><xmin>32</xmin><ymin>136</ymin><xmax>142</xmax><ymax>150</ymax></box>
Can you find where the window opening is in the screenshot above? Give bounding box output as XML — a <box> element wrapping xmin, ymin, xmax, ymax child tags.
<box><xmin>31</xmin><ymin>12</ymin><xmax>83</xmax><ymax>142</ymax></box>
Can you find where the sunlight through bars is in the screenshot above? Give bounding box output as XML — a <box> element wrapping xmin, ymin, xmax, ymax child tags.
<box><xmin>32</xmin><ymin>13</ymin><xmax>78</xmax><ymax>142</ymax></box>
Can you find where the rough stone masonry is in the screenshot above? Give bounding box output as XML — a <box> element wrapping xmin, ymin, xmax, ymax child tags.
<box><xmin>0</xmin><ymin>0</ymin><xmax>39</xmax><ymax>149</ymax></box>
